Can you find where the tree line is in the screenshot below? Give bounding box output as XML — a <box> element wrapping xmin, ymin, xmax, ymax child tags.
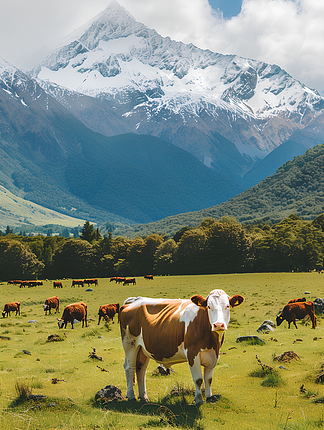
<box><xmin>1</xmin><ymin>215</ymin><xmax>324</xmax><ymax>282</ymax></box>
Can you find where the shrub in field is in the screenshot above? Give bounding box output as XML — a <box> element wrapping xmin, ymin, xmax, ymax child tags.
<box><xmin>13</xmin><ymin>381</ymin><xmax>31</xmax><ymax>405</ymax></box>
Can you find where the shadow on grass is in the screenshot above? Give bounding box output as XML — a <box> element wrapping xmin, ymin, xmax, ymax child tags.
<box><xmin>94</xmin><ymin>388</ymin><xmax>204</xmax><ymax>428</ymax></box>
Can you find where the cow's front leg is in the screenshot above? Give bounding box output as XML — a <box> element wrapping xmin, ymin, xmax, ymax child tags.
<box><xmin>203</xmin><ymin>366</ymin><xmax>214</xmax><ymax>399</ymax></box>
<box><xmin>189</xmin><ymin>356</ymin><xmax>204</xmax><ymax>405</ymax></box>
<box><xmin>201</xmin><ymin>350</ymin><xmax>218</xmax><ymax>400</ymax></box>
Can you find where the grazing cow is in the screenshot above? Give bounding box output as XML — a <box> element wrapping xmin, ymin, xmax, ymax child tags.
<box><xmin>84</xmin><ymin>279</ymin><xmax>98</xmax><ymax>287</ymax></box>
<box><xmin>57</xmin><ymin>302</ymin><xmax>87</xmax><ymax>329</ymax></box>
<box><xmin>71</xmin><ymin>279</ymin><xmax>84</xmax><ymax>287</ymax></box>
<box><xmin>2</xmin><ymin>302</ymin><xmax>20</xmax><ymax>318</ymax></box>
<box><xmin>123</xmin><ymin>278</ymin><xmax>136</xmax><ymax>285</ymax></box>
<box><xmin>115</xmin><ymin>277</ymin><xmax>126</xmax><ymax>283</ymax></box>
<box><xmin>7</xmin><ymin>280</ymin><xmax>23</xmax><ymax>285</ymax></box>
<box><xmin>43</xmin><ymin>296</ymin><xmax>60</xmax><ymax>315</ymax></box>
<box><xmin>288</xmin><ymin>297</ymin><xmax>306</xmax><ymax>304</ymax></box>
<box><xmin>110</xmin><ymin>277</ymin><xmax>117</xmax><ymax>282</ymax></box>
<box><xmin>119</xmin><ymin>289</ymin><xmax>244</xmax><ymax>405</ymax></box>
<box><xmin>276</xmin><ymin>302</ymin><xmax>316</xmax><ymax>329</ymax></box>
<box><xmin>98</xmin><ymin>303</ymin><xmax>120</xmax><ymax>325</ymax></box>
<box><xmin>144</xmin><ymin>275</ymin><xmax>154</xmax><ymax>280</ymax></box>
<box><xmin>53</xmin><ymin>281</ymin><xmax>63</xmax><ymax>289</ymax></box>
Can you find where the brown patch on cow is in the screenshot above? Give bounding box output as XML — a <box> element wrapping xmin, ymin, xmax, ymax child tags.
<box><xmin>196</xmin><ymin>378</ymin><xmax>203</xmax><ymax>388</ymax></box>
<box><xmin>185</xmin><ymin>307</ymin><xmax>221</xmax><ymax>367</ymax></box>
<box><xmin>119</xmin><ymin>300</ymin><xmax>187</xmax><ymax>362</ymax></box>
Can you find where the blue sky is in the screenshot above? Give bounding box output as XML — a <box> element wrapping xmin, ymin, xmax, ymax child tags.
<box><xmin>209</xmin><ymin>0</ymin><xmax>242</xmax><ymax>18</ymax></box>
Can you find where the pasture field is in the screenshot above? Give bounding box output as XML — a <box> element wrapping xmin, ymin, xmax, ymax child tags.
<box><xmin>0</xmin><ymin>273</ymin><xmax>324</xmax><ymax>429</ymax></box>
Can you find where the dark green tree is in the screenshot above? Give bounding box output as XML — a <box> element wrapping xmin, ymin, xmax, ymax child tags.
<box><xmin>0</xmin><ymin>239</ymin><xmax>44</xmax><ymax>281</ymax></box>
<box><xmin>49</xmin><ymin>239</ymin><xmax>95</xmax><ymax>278</ymax></box>
<box><xmin>80</xmin><ymin>221</ymin><xmax>96</xmax><ymax>243</ymax></box>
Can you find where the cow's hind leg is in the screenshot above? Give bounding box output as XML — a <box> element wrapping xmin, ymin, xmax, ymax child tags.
<box><xmin>136</xmin><ymin>347</ymin><xmax>150</xmax><ymax>401</ymax></box>
<box><xmin>123</xmin><ymin>355</ymin><xmax>137</xmax><ymax>400</ymax></box>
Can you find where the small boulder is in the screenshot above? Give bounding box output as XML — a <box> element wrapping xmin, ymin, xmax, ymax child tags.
<box><xmin>95</xmin><ymin>385</ymin><xmax>123</xmax><ymax>402</ymax></box>
<box><xmin>314</xmin><ymin>298</ymin><xmax>324</xmax><ymax>315</ymax></box>
<box><xmin>257</xmin><ymin>323</ymin><xmax>274</xmax><ymax>333</ymax></box>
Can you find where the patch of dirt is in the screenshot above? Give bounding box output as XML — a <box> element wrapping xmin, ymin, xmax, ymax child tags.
<box><xmin>273</xmin><ymin>350</ymin><xmax>300</xmax><ymax>363</ymax></box>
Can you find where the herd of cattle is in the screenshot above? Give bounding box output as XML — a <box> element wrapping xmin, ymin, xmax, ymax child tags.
<box><xmin>1</xmin><ymin>279</ymin><xmax>320</xmax><ymax>405</ymax></box>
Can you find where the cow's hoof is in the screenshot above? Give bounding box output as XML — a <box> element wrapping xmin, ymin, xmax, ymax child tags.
<box><xmin>138</xmin><ymin>397</ymin><xmax>149</xmax><ymax>402</ymax></box>
<box><xmin>195</xmin><ymin>394</ymin><xmax>204</xmax><ymax>406</ymax></box>
<box><xmin>206</xmin><ymin>394</ymin><xmax>221</xmax><ymax>403</ymax></box>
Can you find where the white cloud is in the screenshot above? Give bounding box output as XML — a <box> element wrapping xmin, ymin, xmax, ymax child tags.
<box><xmin>1</xmin><ymin>0</ymin><xmax>324</xmax><ymax>92</ymax></box>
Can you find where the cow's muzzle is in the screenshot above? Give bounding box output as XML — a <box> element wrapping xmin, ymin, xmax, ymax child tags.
<box><xmin>212</xmin><ymin>322</ymin><xmax>226</xmax><ymax>331</ymax></box>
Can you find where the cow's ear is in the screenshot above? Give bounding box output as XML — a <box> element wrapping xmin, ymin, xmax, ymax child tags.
<box><xmin>229</xmin><ymin>295</ymin><xmax>245</xmax><ymax>308</ymax></box>
<box><xmin>191</xmin><ymin>295</ymin><xmax>207</xmax><ymax>307</ymax></box>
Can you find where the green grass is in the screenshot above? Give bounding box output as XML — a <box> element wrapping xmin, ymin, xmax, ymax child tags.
<box><xmin>0</xmin><ymin>273</ymin><xmax>324</xmax><ymax>429</ymax></box>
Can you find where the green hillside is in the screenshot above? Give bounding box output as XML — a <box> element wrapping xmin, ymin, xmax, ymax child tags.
<box><xmin>114</xmin><ymin>144</ymin><xmax>324</xmax><ymax>237</ymax></box>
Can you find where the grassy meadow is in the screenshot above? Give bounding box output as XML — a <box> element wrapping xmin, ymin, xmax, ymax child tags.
<box><xmin>0</xmin><ymin>273</ymin><xmax>324</xmax><ymax>429</ymax></box>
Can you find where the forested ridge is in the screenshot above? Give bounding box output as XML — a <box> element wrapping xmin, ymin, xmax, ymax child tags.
<box><xmin>1</xmin><ymin>213</ymin><xmax>324</xmax><ymax>281</ymax></box>
<box><xmin>114</xmin><ymin>144</ymin><xmax>324</xmax><ymax>238</ymax></box>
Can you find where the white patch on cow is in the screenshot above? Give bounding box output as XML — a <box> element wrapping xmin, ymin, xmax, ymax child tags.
<box><xmin>179</xmin><ymin>301</ymin><xmax>200</xmax><ymax>333</ymax></box>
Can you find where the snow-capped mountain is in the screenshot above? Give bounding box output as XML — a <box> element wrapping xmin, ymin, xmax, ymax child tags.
<box><xmin>32</xmin><ymin>0</ymin><xmax>324</xmax><ymax>179</ymax></box>
<box><xmin>0</xmin><ymin>56</ymin><xmax>245</xmax><ymax>226</ymax></box>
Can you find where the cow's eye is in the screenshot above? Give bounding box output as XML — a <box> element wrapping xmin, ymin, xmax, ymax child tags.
<box><xmin>225</xmin><ymin>305</ymin><xmax>230</xmax><ymax>310</ymax></box>
<box><xmin>207</xmin><ymin>305</ymin><xmax>211</xmax><ymax>310</ymax></box>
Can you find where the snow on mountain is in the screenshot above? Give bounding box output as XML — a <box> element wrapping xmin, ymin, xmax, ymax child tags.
<box><xmin>32</xmin><ymin>0</ymin><xmax>324</xmax><ymax>165</ymax></box>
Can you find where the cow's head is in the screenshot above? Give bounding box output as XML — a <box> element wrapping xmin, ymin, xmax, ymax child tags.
<box><xmin>57</xmin><ymin>318</ymin><xmax>64</xmax><ymax>329</ymax></box>
<box><xmin>191</xmin><ymin>289</ymin><xmax>245</xmax><ymax>333</ymax></box>
<box><xmin>2</xmin><ymin>311</ymin><xmax>6</xmax><ymax>318</ymax></box>
<box><xmin>43</xmin><ymin>304</ymin><xmax>49</xmax><ymax>311</ymax></box>
<box><xmin>276</xmin><ymin>313</ymin><xmax>283</xmax><ymax>326</ymax></box>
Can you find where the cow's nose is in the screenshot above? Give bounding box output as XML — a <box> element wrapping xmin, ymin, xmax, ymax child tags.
<box><xmin>213</xmin><ymin>322</ymin><xmax>226</xmax><ymax>331</ymax></box>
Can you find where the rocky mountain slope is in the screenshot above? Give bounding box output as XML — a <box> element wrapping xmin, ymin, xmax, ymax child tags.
<box><xmin>114</xmin><ymin>144</ymin><xmax>324</xmax><ymax>238</ymax></box>
<box><xmin>33</xmin><ymin>0</ymin><xmax>324</xmax><ymax>184</ymax></box>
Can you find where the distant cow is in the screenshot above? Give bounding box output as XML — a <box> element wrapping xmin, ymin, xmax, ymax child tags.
<box><xmin>119</xmin><ymin>289</ymin><xmax>244</xmax><ymax>405</ymax></box>
<box><xmin>57</xmin><ymin>302</ymin><xmax>87</xmax><ymax>329</ymax></box>
<box><xmin>2</xmin><ymin>302</ymin><xmax>20</xmax><ymax>318</ymax></box>
<box><xmin>71</xmin><ymin>280</ymin><xmax>84</xmax><ymax>287</ymax></box>
<box><xmin>276</xmin><ymin>302</ymin><xmax>316</xmax><ymax>329</ymax></box>
<box><xmin>84</xmin><ymin>279</ymin><xmax>98</xmax><ymax>287</ymax></box>
<box><xmin>115</xmin><ymin>277</ymin><xmax>126</xmax><ymax>283</ymax></box>
<box><xmin>43</xmin><ymin>296</ymin><xmax>60</xmax><ymax>315</ymax></box>
<box><xmin>110</xmin><ymin>277</ymin><xmax>117</xmax><ymax>282</ymax></box>
<box><xmin>288</xmin><ymin>297</ymin><xmax>306</xmax><ymax>304</ymax></box>
<box><xmin>98</xmin><ymin>303</ymin><xmax>120</xmax><ymax>325</ymax></box>
<box><xmin>53</xmin><ymin>281</ymin><xmax>63</xmax><ymax>289</ymax></box>
<box><xmin>144</xmin><ymin>275</ymin><xmax>153</xmax><ymax>280</ymax></box>
<box><xmin>123</xmin><ymin>278</ymin><xmax>136</xmax><ymax>285</ymax></box>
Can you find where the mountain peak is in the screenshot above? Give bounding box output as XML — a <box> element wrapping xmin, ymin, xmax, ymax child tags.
<box><xmin>79</xmin><ymin>0</ymin><xmax>143</xmax><ymax>50</ymax></box>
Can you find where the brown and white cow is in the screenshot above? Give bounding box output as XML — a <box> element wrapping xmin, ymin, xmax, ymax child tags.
<box><xmin>276</xmin><ymin>301</ymin><xmax>316</xmax><ymax>329</ymax></box>
<box><xmin>123</xmin><ymin>278</ymin><xmax>136</xmax><ymax>285</ymax></box>
<box><xmin>71</xmin><ymin>280</ymin><xmax>84</xmax><ymax>287</ymax></box>
<box><xmin>2</xmin><ymin>302</ymin><xmax>20</xmax><ymax>318</ymax></box>
<box><xmin>57</xmin><ymin>302</ymin><xmax>87</xmax><ymax>329</ymax></box>
<box><xmin>43</xmin><ymin>296</ymin><xmax>60</xmax><ymax>315</ymax></box>
<box><xmin>98</xmin><ymin>303</ymin><xmax>120</xmax><ymax>325</ymax></box>
<box><xmin>84</xmin><ymin>278</ymin><xmax>98</xmax><ymax>287</ymax></box>
<box><xmin>119</xmin><ymin>289</ymin><xmax>244</xmax><ymax>405</ymax></box>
